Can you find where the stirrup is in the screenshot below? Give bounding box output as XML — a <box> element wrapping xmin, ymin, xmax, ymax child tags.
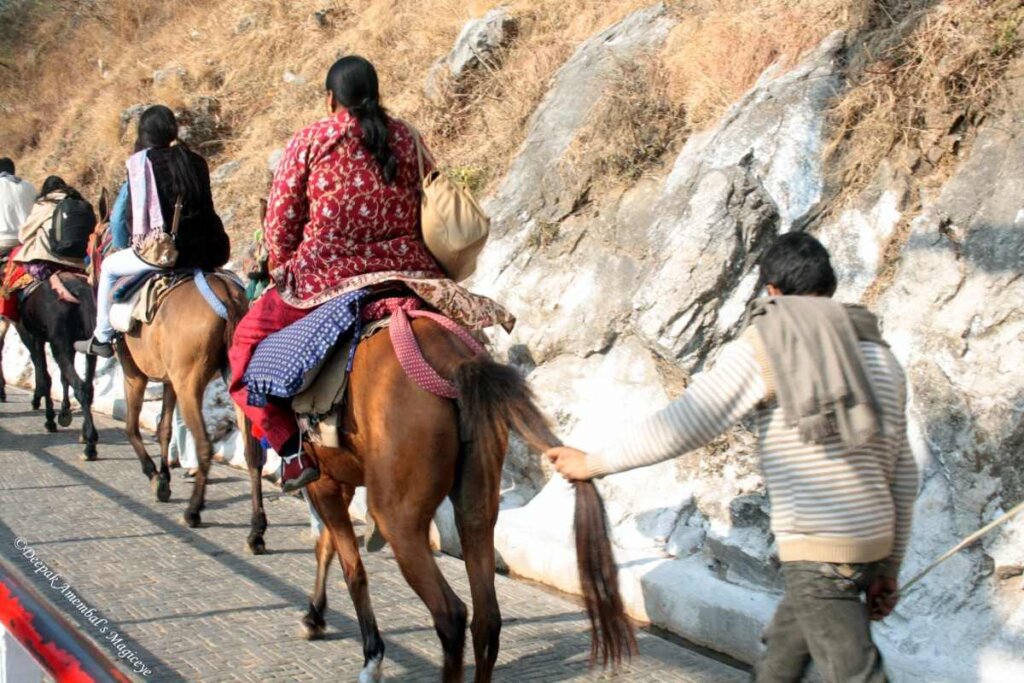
<box><xmin>280</xmin><ymin>452</ymin><xmax>319</xmax><ymax>493</ymax></box>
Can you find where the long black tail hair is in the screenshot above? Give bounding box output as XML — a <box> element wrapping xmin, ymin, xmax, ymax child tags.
<box><xmin>326</xmin><ymin>56</ymin><xmax>398</xmax><ymax>184</ymax></box>
<box><xmin>135</xmin><ymin>105</ymin><xmax>203</xmax><ymax>203</ymax></box>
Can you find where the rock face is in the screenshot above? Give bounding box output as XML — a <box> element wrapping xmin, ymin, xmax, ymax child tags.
<box><xmin>120</xmin><ymin>97</ymin><xmax>225</xmax><ymax>152</ymax></box>
<box><xmin>469</xmin><ymin>5</ymin><xmax>1022</xmax><ymax>680</ymax></box>
<box><xmin>426</xmin><ymin>7</ymin><xmax>519</xmax><ymax>99</ymax></box>
<box><xmin>863</xmin><ymin>92</ymin><xmax>1024</xmax><ymax>678</ymax></box>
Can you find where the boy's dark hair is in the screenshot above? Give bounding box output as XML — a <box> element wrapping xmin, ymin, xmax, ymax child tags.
<box><xmin>0</xmin><ymin>158</ymin><xmax>14</xmax><ymax>175</ymax></box>
<box><xmin>760</xmin><ymin>232</ymin><xmax>837</xmax><ymax>297</ymax></box>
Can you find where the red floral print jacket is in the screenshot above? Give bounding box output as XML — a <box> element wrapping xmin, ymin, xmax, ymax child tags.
<box><xmin>265</xmin><ymin>109</ymin><xmax>443</xmax><ymax>308</ymax></box>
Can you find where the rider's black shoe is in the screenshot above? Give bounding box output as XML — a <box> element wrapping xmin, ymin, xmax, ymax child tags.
<box><xmin>74</xmin><ymin>337</ymin><xmax>114</xmax><ymax>358</ymax></box>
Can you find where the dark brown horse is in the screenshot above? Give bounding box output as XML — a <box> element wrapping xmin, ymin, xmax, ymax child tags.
<box><xmin>8</xmin><ymin>190</ymin><xmax>107</xmax><ymax>459</ymax></box>
<box><xmin>15</xmin><ymin>275</ymin><xmax>99</xmax><ymax>459</ymax></box>
<box><xmin>301</xmin><ymin>318</ymin><xmax>634</xmax><ymax>681</ymax></box>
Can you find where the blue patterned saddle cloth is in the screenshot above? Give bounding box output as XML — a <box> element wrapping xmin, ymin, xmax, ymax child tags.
<box><xmin>243</xmin><ymin>289</ymin><xmax>370</xmax><ymax>407</ymax></box>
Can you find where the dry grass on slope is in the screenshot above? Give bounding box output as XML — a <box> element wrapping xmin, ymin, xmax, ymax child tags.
<box><xmin>827</xmin><ymin>0</ymin><xmax>1024</xmax><ymax>199</ymax></box>
<box><xmin>560</xmin><ymin>0</ymin><xmax>862</xmax><ymax>193</ymax></box>
<box><xmin>825</xmin><ymin>0</ymin><xmax>1024</xmax><ymax>304</ymax></box>
<box><xmin>0</xmin><ymin>0</ymin><xmax>657</xmax><ymax>243</ymax></box>
<box><xmin>662</xmin><ymin>0</ymin><xmax>864</xmax><ymax>130</ymax></box>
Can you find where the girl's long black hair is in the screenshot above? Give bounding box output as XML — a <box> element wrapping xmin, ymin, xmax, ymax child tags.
<box><xmin>134</xmin><ymin>105</ymin><xmax>203</xmax><ymax>203</ymax></box>
<box><xmin>326</xmin><ymin>56</ymin><xmax>398</xmax><ymax>184</ymax></box>
<box><xmin>38</xmin><ymin>175</ymin><xmax>83</xmax><ymax>201</ymax></box>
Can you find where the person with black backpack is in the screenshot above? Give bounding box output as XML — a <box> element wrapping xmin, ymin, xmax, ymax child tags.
<box><xmin>13</xmin><ymin>175</ymin><xmax>96</xmax><ymax>301</ymax></box>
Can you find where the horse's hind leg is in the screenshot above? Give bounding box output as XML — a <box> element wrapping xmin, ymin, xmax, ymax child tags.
<box><xmin>0</xmin><ymin>318</ymin><xmax>9</xmax><ymax>402</ymax></box>
<box><xmin>24</xmin><ymin>335</ymin><xmax>56</xmax><ymax>432</ymax></box>
<box><xmin>451</xmin><ymin>438</ymin><xmax>506</xmax><ymax>683</ymax></box>
<box><xmin>51</xmin><ymin>341</ymin><xmax>96</xmax><ymax>461</ymax></box>
<box><xmin>152</xmin><ymin>384</ymin><xmax>175</xmax><ymax>503</ymax></box>
<box><xmin>57</xmin><ymin>374</ymin><xmax>72</xmax><ymax>427</ymax></box>
<box><xmin>237</xmin><ymin>408</ymin><xmax>267</xmax><ymax>554</ymax></box>
<box><xmin>305</xmin><ymin>477</ymin><xmax>384</xmax><ymax>674</ymax></box>
<box><xmin>179</xmin><ymin>376</ymin><xmax>213</xmax><ymax>528</ymax></box>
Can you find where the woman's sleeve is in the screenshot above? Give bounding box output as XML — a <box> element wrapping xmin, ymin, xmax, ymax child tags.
<box><xmin>18</xmin><ymin>203</ymin><xmax>43</xmax><ymax>243</ymax></box>
<box><xmin>109</xmin><ymin>181</ymin><xmax>131</xmax><ymax>249</ymax></box>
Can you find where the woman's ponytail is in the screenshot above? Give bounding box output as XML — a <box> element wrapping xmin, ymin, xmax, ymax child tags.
<box><xmin>351</xmin><ymin>96</ymin><xmax>397</xmax><ymax>184</ymax></box>
<box><xmin>326</xmin><ymin>56</ymin><xmax>398</xmax><ymax>185</ymax></box>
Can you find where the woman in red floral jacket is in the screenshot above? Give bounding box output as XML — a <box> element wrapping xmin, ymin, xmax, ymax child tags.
<box><xmin>229</xmin><ymin>56</ymin><xmax>510</xmax><ymax>491</ymax></box>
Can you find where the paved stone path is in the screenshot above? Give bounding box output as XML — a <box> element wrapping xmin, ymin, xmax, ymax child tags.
<box><xmin>0</xmin><ymin>391</ymin><xmax>746</xmax><ymax>682</ymax></box>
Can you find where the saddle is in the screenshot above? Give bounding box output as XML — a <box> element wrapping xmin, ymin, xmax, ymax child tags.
<box><xmin>108</xmin><ymin>269</ymin><xmax>241</xmax><ymax>333</ymax></box>
<box><xmin>292</xmin><ymin>297</ymin><xmax>486</xmax><ymax>448</ymax></box>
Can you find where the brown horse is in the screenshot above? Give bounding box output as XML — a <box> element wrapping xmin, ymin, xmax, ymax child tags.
<box><xmin>93</xmin><ymin>208</ymin><xmax>268</xmax><ymax>551</ymax></box>
<box><xmin>301</xmin><ymin>318</ymin><xmax>634</xmax><ymax>681</ymax></box>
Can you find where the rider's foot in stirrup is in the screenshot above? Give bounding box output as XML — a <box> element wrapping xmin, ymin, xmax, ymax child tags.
<box><xmin>74</xmin><ymin>337</ymin><xmax>114</xmax><ymax>359</ymax></box>
<box><xmin>279</xmin><ymin>450</ymin><xmax>319</xmax><ymax>493</ymax></box>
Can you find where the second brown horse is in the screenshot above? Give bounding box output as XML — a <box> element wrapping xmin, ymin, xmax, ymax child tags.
<box><xmin>302</xmin><ymin>317</ymin><xmax>634</xmax><ymax>682</ymax></box>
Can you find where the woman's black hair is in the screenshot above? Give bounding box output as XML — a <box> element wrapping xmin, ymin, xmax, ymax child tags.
<box><xmin>326</xmin><ymin>56</ymin><xmax>397</xmax><ymax>184</ymax></box>
<box><xmin>135</xmin><ymin>105</ymin><xmax>203</xmax><ymax>203</ymax></box>
<box><xmin>38</xmin><ymin>175</ymin><xmax>83</xmax><ymax>201</ymax></box>
<box><xmin>759</xmin><ymin>232</ymin><xmax>838</xmax><ymax>297</ymax></box>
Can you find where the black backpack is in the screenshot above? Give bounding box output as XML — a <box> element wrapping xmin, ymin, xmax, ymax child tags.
<box><xmin>49</xmin><ymin>197</ymin><xmax>97</xmax><ymax>259</ymax></box>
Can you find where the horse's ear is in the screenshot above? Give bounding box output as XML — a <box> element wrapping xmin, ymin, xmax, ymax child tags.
<box><xmin>98</xmin><ymin>187</ymin><xmax>110</xmax><ymax>223</ymax></box>
<box><xmin>259</xmin><ymin>198</ymin><xmax>267</xmax><ymax>224</ymax></box>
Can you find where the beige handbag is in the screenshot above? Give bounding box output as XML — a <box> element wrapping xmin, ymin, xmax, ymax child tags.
<box><xmin>408</xmin><ymin>125</ymin><xmax>489</xmax><ymax>282</ymax></box>
<box><xmin>135</xmin><ymin>196</ymin><xmax>181</xmax><ymax>268</ymax></box>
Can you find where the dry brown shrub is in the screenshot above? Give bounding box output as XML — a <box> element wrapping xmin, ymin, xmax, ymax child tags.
<box><xmin>566</xmin><ymin>55</ymin><xmax>687</xmax><ymax>188</ymax></box>
<box><xmin>827</xmin><ymin>0</ymin><xmax>1024</xmax><ymax>200</ymax></box>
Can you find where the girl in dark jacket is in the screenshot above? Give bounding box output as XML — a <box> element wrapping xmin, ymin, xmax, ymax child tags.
<box><xmin>77</xmin><ymin>105</ymin><xmax>230</xmax><ymax>357</ymax></box>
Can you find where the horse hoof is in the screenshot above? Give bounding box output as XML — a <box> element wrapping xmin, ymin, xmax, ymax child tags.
<box><xmin>247</xmin><ymin>538</ymin><xmax>266</xmax><ymax>555</ymax></box>
<box><xmin>58</xmin><ymin>412</ymin><xmax>72</xmax><ymax>428</ymax></box>
<box><xmin>301</xmin><ymin>618</ymin><xmax>326</xmax><ymax>641</ymax></box>
<box><xmin>184</xmin><ymin>511</ymin><xmax>201</xmax><ymax>528</ymax></box>
<box><xmin>31</xmin><ymin>400</ymin><xmax>40</xmax><ymax>410</ymax></box>
<box><xmin>0</xmin><ymin>391</ymin><xmax>6</xmax><ymax>402</ymax></box>
<box><xmin>80</xmin><ymin>452</ymin><xmax>97</xmax><ymax>462</ymax></box>
<box><xmin>44</xmin><ymin>422</ymin><xmax>57</xmax><ymax>433</ymax></box>
<box><xmin>151</xmin><ymin>477</ymin><xmax>171</xmax><ymax>502</ymax></box>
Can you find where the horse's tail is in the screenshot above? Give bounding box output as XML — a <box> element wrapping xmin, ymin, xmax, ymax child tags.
<box><xmin>205</xmin><ymin>275</ymin><xmax>248</xmax><ymax>379</ymax></box>
<box><xmin>65</xmin><ymin>277</ymin><xmax>97</xmax><ymax>336</ymax></box>
<box><xmin>454</xmin><ymin>356</ymin><xmax>636</xmax><ymax>668</ymax></box>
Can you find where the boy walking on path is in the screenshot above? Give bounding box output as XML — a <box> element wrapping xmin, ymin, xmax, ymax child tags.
<box><xmin>547</xmin><ymin>233</ymin><xmax>919</xmax><ymax>682</ymax></box>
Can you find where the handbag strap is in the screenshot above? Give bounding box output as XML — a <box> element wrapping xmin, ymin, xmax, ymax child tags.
<box><xmin>170</xmin><ymin>195</ymin><xmax>183</xmax><ymax>237</ymax></box>
<box><xmin>402</xmin><ymin>120</ymin><xmax>434</xmax><ymax>184</ymax></box>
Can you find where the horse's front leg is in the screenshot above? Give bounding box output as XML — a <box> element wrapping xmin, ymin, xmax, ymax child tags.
<box><xmin>237</xmin><ymin>407</ymin><xmax>267</xmax><ymax>554</ymax></box>
<box><xmin>119</xmin><ymin>353</ymin><xmax>158</xmax><ymax>479</ymax></box>
<box><xmin>29</xmin><ymin>338</ymin><xmax>56</xmax><ymax>432</ymax></box>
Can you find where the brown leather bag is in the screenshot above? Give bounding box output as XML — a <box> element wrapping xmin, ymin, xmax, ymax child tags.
<box><xmin>135</xmin><ymin>196</ymin><xmax>181</xmax><ymax>268</ymax></box>
<box><xmin>407</xmin><ymin>125</ymin><xmax>489</xmax><ymax>283</ymax></box>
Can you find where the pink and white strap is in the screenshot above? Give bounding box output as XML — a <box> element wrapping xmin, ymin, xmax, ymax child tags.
<box><xmin>368</xmin><ymin>297</ymin><xmax>485</xmax><ymax>399</ymax></box>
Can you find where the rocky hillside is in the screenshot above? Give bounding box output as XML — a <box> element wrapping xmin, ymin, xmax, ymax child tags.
<box><xmin>3</xmin><ymin>1</ymin><xmax>1023</xmax><ymax>681</ymax></box>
